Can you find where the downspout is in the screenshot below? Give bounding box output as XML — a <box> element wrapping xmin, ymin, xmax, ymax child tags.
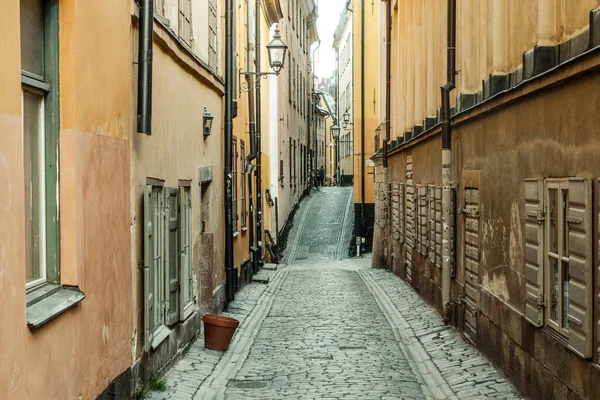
<box><xmin>246</xmin><ymin>0</ymin><xmax>257</xmax><ymax>255</ymax></box>
<box><xmin>324</xmin><ymin>113</ymin><xmax>330</xmax><ymax>181</ymax></box>
<box><xmin>336</xmin><ymin>47</ymin><xmax>340</xmax><ymax>185</ymax></box>
<box><xmin>360</xmin><ymin>0</ymin><xmax>366</xmax><ymax>237</ymax></box>
<box><xmin>441</xmin><ymin>0</ymin><xmax>456</xmax><ymax>321</ymax></box>
<box><xmin>247</xmin><ymin>0</ymin><xmax>257</xmax><ymax>158</ymax></box>
<box><xmin>136</xmin><ymin>0</ymin><xmax>153</xmax><ymax>134</ymax></box>
<box><xmin>384</xmin><ymin>0</ymin><xmax>391</xmax><ymax>168</ymax></box>
<box><xmin>224</xmin><ymin>0</ymin><xmax>235</xmax><ymax>303</ymax></box>
<box><xmin>254</xmin><ymin>0</ymin><xmax>263</xmax><ymax>270</ymax></box>
<box><xmin>312</xmin><ymin>40</ymin><xmax>321</xmax><ymax>180</ymax></box>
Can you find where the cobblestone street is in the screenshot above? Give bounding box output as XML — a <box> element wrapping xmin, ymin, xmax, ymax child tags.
<box><xmin>148</xmin><ymin>188</ymin><xmax>522</xmax><ymax>400</ymax></box>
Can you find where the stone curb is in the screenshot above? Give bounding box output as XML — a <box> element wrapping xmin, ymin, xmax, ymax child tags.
<box><xmin>195</xmin><ymin>270</ymin><xmax>289</xmax><ymax>400</ymax></box>
<box><xmin>359</xmin><ymin>270</ymin><xmax>456</xmax><ymax>400</ymax></box>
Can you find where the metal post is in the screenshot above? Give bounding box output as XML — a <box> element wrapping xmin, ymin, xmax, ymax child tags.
<box><xmin>360</xmin><ymin>0</ymin><xmax>366</xmax><ymax>237</ymax></box>
<box><xmin>441</xmin><ymin>0</ymin><xmax>456</xmax><ymax>321</ymax></box>
<box><xmin>254</xmin><ymin>0</ymin><xmax>263</xmax><ymax>270</ymax></box>
<box><xmin>224</xmin><ymin>0</ymin><xmax>235</xmax><ymax>303</ymax></box>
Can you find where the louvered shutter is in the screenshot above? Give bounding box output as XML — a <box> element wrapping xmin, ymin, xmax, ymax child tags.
<box><xmin>428</xmin><ymin>185</ymin><xmax>436</xmax><ymax>263</ymax></box>
<box><xmin>524</xmin><ymin>179</ymin><xmax>545</xmax><ymax>327</ymax></box>
<box><xmin>399</xmin><ymin>183</ymin><xmax>405</xmax><ymax>244</ymax></box>
<box><xmin>179</xmin><ymin>187</ymin><xmax>194</xmax><ymax>321</ymax></box>
<box><xmin>566</xmin><ymin>178</ymin><xmax>592</xmax><ymax>358</ymax></box>
<box><xmin>166</xmin><ymin>188</ymin><xmax>180</xmax><ymax>325</ymax></box>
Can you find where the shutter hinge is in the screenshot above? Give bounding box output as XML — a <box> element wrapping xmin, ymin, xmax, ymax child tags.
<box><xmin>527</xmin><ymin>209</ymin><xmax>545</xmax><ymax>221</ymax></box>
<box><xmin>461</xmin><ymin>208</ymin><xmax>480</xmax><ymax>218</ymax></box>
<box><xmin>138</xmin><ymin>260</ymin><xmax>146</xmax><ymax>270</ymax></box>
<box><xmin>526</xmin><ymin>292</ymin><xmax>544</xmax><ymax>306</ymax></box>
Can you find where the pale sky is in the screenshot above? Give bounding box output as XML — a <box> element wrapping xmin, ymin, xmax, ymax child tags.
<box><xmin>313</xmin><ymin>0</ymin><xmax>347</xmax><ymax>80</ymax></box>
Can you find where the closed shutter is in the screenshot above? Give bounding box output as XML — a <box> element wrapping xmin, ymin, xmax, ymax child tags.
<box><xmin>166</xmin><ymin>188</ymin><xmax>180</xmax><ymax>325</ymax></box>
<box><xmin>144</xmin><ymin>185</ymin><xmax>167</xmax><ymax>350</ymax></box>
<box><xmin>144</xmin><ymin>186</ymin><xmax>156</xmax><ymax>350</ymax></box>
<box><xmin>435</xmin><ymin>187</ymin><xmax>442</xmax><ymax>268</ymax></box>
<box><xmin>428</xmin><ymin>185</ymin><xmax>436</xmax><ymax>263</ymax></box>
<box><xmin>524</xmin><ymin>179</ymin><xmax>545</xmax><ymax>327</ymax></box>
<box><xmin>566</xmin><ymin>178</ymin><xmax>592</xmax><ymax>358</ymax></box>
<box><xmin>399</xmin><ymin>183</ymin><xmax>405</xmax><ymax>244</ymax></box>
<box><xmin>179</xmin><ymin>187</ymin><xmax>194</xmax><ymax>321</ymax></box>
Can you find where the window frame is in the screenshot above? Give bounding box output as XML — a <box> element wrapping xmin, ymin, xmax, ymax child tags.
<box><xmin>232</xmin><ymin>136</ymin><xmax>238</xmax><ymax>234</ymax></box>
<box><xmin>545</xmin><ymin>180</ymin><xmax>570</xmax><ymax>337</ymax></box>
<box><xmin>22</xmin><ymin>0</ymin><xmax>60</xmax><ymax>289</ymax></box>
<box><xmin>240</xmin><ymin>140</ymin><xmax>247</xmax><ymax>230</ymax></box>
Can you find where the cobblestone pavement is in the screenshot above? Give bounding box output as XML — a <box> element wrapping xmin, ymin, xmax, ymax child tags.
<box><xmin>148</xmin><ymin>188</ymin><xmax>523</xmax><ymax>400</ymax></box>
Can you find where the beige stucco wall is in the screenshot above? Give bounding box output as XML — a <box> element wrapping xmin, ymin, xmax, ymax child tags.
<box><xmin>0</xmin><ymin>0</ymin><xmax>133</xmax><ymax>398</ymax></box>
<box><xmin>129</xmin><ymin>13</ymin><xmax>225</xmax><ymax>357</ymax></box>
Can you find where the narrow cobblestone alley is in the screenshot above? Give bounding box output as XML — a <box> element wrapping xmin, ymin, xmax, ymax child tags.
<box><xmin>148</xmin><ymin>188</ymin><xmax>522</xmax><ymax>400</ymax></box>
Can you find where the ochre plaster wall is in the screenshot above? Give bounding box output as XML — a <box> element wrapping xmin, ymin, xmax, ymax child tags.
<box><xmin>1</xmin><ymin>0</ymin><xmax>133</xmax><ymax>398</ymax></box>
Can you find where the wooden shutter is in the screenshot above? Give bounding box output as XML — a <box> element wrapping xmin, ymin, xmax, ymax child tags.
<box><xmin>179</xmin><ymin>187</ymin><xmax>194</xmax><ymax>321</ymax></box>
<box><xmin>144</xmin><ymin>186</ymin><xmax>156</xmax><ymax>350</ymax></box>
<box><xmin>428</xmin><ymin>185</ymin><xmax>436</xmax><ymax>262</ymax></box>
<box><xmin>165</xmin><ymin>188</ymin><xmax>180</xmax><ymax>326</ymax></box>
<box><xmin>566</xmin><ymin>178</ymin><xmax>592</xmax><ymax>358</ymax></box>
<box><xmin>435</xmin><ymin>187</ymin><xmax>442</xmax><ymax>268</ymax></box>
<box><xmin>399</xmin><ymin>183</ymin><xmax>405</xmax><ymax>244</ymax></box>
<box><xmin>524</xmin><ymin>179</ymin><xmax>545</xmax><ymax>327</ymax></box>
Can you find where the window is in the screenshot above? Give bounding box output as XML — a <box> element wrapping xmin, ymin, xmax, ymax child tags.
<box><xmin>208</xmin><ymin>0</ymin><xmax>218</xmax><ymax>70</ymax></box>
<box><xmin>22</xmin><ymin>0</ymin><xmax>59</xmax><ymax>288</ymax></box>
<box><xmin>524</xmin><ymin>178</ymin><xmax>593</xmax><ymax>359</ymax></box>
<box><xmin>144</xmin><ymin>184</ymin><xmax>194</xmax><ymax>351</ymax></box>
<box><xmin>232</xmin><ymin>136</ymin><xmax>238</xmax><ymax>233</ymax></box>
<box><xmin>178</xmin><ymin>0</ymin><xmax>193</xmax><ymax>46</ymax></box>
<box><xmin>240</xmin><ymin>140</ymin><xmax>247</xmax><ymax>229</ymax></box>
<box><xmin>289</xmin><ymin>141</ymin><xmax>293</xmax><ymax>187</ymax></box>
<box><xmin>155</xmin><ymin>0</ymin><xmax>165</xmax><ymax>16</ymax></box>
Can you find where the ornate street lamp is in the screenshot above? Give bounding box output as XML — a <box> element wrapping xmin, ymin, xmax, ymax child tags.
<box><xmin>239</xmin><ymin>27</ymin><xmax>288</xmax><ymax>95</ymax></box>
<box><xmin>203</xmin><ymin>107</ymin><xmax>214</xmax><ymax>139</ymax></box>
<box><xmin>342</xmin><ymin>109</ymin><xmax>353</xmax><ymax>129</ymax></box>
<box><xmin>331</xmin><ymin>124</ymin><xmax>341</xmax><ymax>141</ymax></box>
<box><xmin>267</xmin><ymin>28</ymin><xmax>287</xmax><ymax>74</ymax></box>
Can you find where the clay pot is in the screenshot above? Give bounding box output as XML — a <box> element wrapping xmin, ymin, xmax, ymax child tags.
<box><xmin>203</xmin><ymin>314</ymin><xmax>240</xmax><ymax>351</ymax></box>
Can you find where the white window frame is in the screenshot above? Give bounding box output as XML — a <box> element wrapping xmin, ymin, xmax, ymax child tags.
<box><xmin>545</xmin><ymin>180</ymin><xmax>570</xmax><ymax>337</ymax></box>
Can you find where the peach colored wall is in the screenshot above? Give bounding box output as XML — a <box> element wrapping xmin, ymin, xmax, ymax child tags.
<box><xmin>0</xmin><ymin>0</ymin><xmax>133</xmax><ymax>398</ymax></box>
<box><xmin>353</xmin><ymin>0</ymin><xmax>378</xmax><ymax>205</ymax></box>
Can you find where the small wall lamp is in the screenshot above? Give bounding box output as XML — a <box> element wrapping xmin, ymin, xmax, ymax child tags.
<box><xmin>203</xmin><ymin>107</ymin><xmax>214</xmax><ymax>139</ymax></box>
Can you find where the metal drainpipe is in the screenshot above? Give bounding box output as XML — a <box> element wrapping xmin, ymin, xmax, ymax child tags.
<box><xmin>224</xmin><ymin>0</ymin><xmax>235</xmax><ymax>303</ymax></box>
<box><xmin>254</xmin><ymin>0</ymin><xmax>263</xmax><ymax>270</ymax></box>
<box><xmin>312</xmin><ymin>41</ymin><xmax>321</xmax><ymax>180</ymax></box>
<box><xmin>336</xmin><ymin>48</ymin><xmax>340</xmax><ymax>185</ymax></box>
<box><xmin>384</xmin><ymin>0</ymin><xmax>391</xmax><ymax>169</ymax></box>
<box><xmin>360</xmin><ymin>0</ymin><xmax>366</xmax><ymax>238</ymax></box>
<box><xmin>136</xmin><ymin>0</ymin><xmax>153</xmax><ymax>134</ymax></box>
<box><xmin>246</xmin><ymin>0</ymin><xmax>257</xmax><ymax>258</ymax></box>
<box><xmin>441</xmin><ymin>0</ymin><xmax>456</xmax><ymax>321</ymax></box>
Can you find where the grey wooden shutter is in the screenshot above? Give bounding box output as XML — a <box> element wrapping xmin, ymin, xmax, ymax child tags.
<box><xmin>399</xmin><ymin>183</ymin><xmax>405</xmax><ymax>244</ymax></box>
<box><xmin>144</xmin><ymin>185</ymin><xmax>156</xmax><ymax>350</ymax></box>
<box><xmin>524</xmin><ymin>179</ymin><xmax>545</xmax><ymax>327</ymax></box>
<box><xmin>179</xmin><ymin>187</ymin><xmax>194</xmax><ymax>321</ymax></box>
<box><xmin>166</xmin><ymin>188</ymin><xmax>180</xmax><ymax>326</ymax></box>
<box><xmin>435</xmin><ymin>187</ymin><xmax>442</xmax><ymax>268</ymax></box>
<box><xmin>428</xmin><ymin>185</ymin><xmax>436</xmax><ymax>263</ymax></box>
<box><xmin>566</xmin><ymin>178</ymin><xmax>592</xmax><ymax>358</ymax></box>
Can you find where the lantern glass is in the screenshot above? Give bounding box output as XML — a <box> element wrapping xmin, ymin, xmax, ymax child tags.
<box><xmin>330</xmin><ymin>124</ymin><xmax>340</xmax><ymax>140</ymax></box>
<box><xmin>267</xmin><ymin>28</ymin><xmax>288</xmax><ymax>73</ymax></box>
<box><xmin>343</xmin><ymin>111</ymin><xmax>350</xmax><ymax>123</ymax></box>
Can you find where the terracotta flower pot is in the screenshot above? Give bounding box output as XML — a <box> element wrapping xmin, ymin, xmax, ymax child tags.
<box><xmin>203</xmin><ymin>314</ymin><xmax>240</xmax><ymax>351</ymax></box>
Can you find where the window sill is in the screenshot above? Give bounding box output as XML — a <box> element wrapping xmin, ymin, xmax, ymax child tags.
<box><xmin>543</xmin><ymin>325</ymin><xmax>570</xmax><ymax>349</ymax></box>
<box><xmin>233</xmin><ymin>231</ymin><xmax>240</xmax><ymax>238</ymax></box>
<box><xmin>241</xmin><ymin>226</ymin><xmax>248</xmax><ymax>232</ymax></box>
<box><xmin>26</xmin><ymin>284</ymin><xmax>85</xmax><ymax>329</ymax></box>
